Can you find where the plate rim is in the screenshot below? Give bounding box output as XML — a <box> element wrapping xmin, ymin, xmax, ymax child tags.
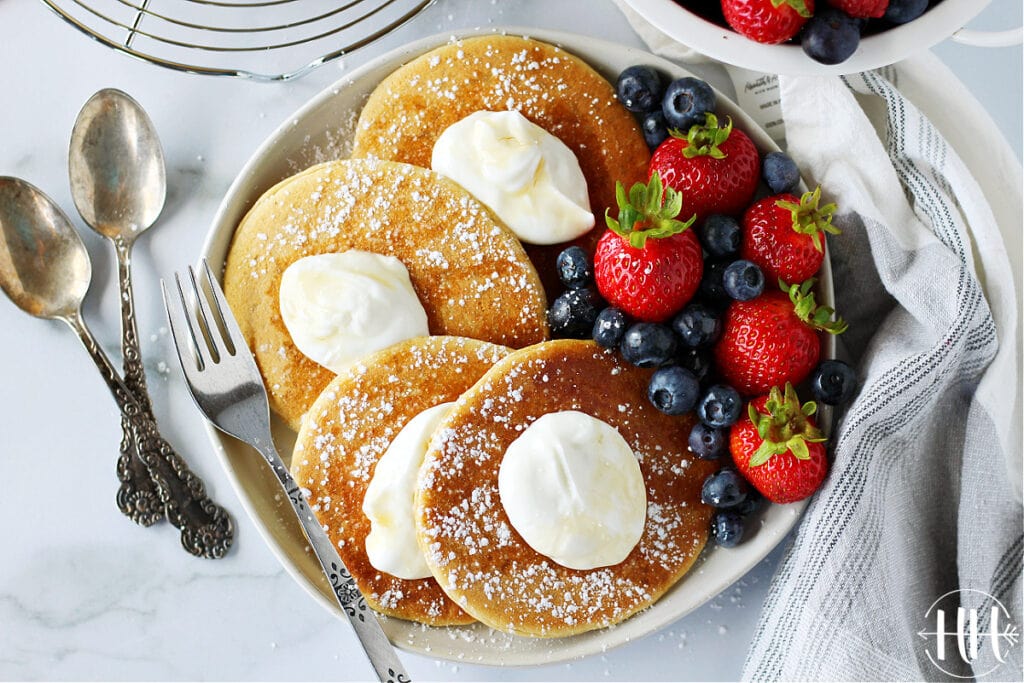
<box><xmin>199</xmin><ymin>25</ymin><xmax>832</xmax><ymax>666</ymax></box>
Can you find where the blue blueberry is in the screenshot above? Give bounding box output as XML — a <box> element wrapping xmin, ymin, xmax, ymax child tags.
<box><xmin>699</xmin><ymin>260</ymin><xmax>732</xmax><ymax>308</ymax></box>
<box><xmin>698</xmin><ymin>384</ymin><xmax>743</xmax><ymax>428</ymax></box>
<box><xmin>802</xmin><ymin>7</ymin><xmax>862</xmax><ymax>66</ymax></box>
<box><xmin>548</xmin><ymin>288</ymin><xmax>602</xmax><ymax>339</ymax></box>
<box><xmin>662</xmin><ymin>77</ymin><xmax>716</xmax><ymax>132</ymax></box>
<box><xmin>722</xmin><ymin>260</ymin><xmax>765</xmax><ymax>301</ymax></box>
<box><xmin>592</xmin><ymin>306</ymin><xmax>628</xmax><ymax>348</ymax></box>
<box><xmin>672</xmin><ymin>304</ymin><xmax>721</xmax><ymax>348</ymax></box>
<box><xmin>884</xmin><ymin>0</ymin><xmax>929</xmax><ymax>24</ymax></box>
<box><xmin>712</xmin><ymin>511</ymin><xmax>745</xmax><ymax>548</ymax></box>
<box><xmin>556</xmin><ymin>246</ymin><xmax>593</xmax><ymax>289</ymax></box>
<box><xmin>700</xmin><ymin>214</ymin><xmax>742</xmax><ymax>257</ymax></box>
<box><xmin>647</xmin><ymin>366</ymin><xmax>700</xmax><ymax>415</ymax></box>
<box><xmin>810</xmin><ymin>359</ymin><xmax>857</xmax><ymax>405</ymax></box>
<box><xmin>735</xmin><ymin>488</ymin><xmax>765</xmax><ymax>516</ymax></box>
<box><xmin>688</xmin><ymin>422</ymin><xmax>725</xmax><ymax>460</ymax></box>
<box><xmin>620</xmin><ymin>322</ymin><xmax>678</xmax><ymax>367</ymax></box>
<box><xmin>762</xmin><ymin>152</ymin><xmax>800</xmax><ymax>194</ymax></box>
<box><xmin>701</xmin><ymin>468</ymin><xmax>750</xmax><ymax>509</ymax></box>
<box><xmin>641</xmin><ymin>109</ymin><xmax>670</xmax><ymax>150</ymax></box>
<box><xmin>616</xmin><ymin>65</ymin><xmax>664</xmax><ymax>113</ymax></box>
<box><xmin>677</xmin><ymin>347</ymin><xmax>713</xmax><ymax>383</ymax></box>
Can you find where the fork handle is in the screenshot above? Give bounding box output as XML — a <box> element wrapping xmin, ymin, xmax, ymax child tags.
<box><xmin>257</xmin><ymin>444</ymin><xmax>410</xmax><ymax>683</ymax></box>
<box><xmin>65</xmin><ymin>311</ymin><xmax>235</xmax><ymax>559</ymax></box>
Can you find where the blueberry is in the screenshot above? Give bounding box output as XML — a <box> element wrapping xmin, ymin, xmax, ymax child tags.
<box><xmin>762</xmin><ymin>152</ymin><xmax>800</xmax><ymax>194</ymax></box>
<box><xmin>722</xmin><ymin>260</ymin><xmax>765</xmax><ymax>301</ymax></box>
<box><xmin>883</xmin><ymin>0</ymin><xmax>929</xmax><ymax>24</ymax></box>
<box><xmin>701</xmin><ymin>468</ymin><xmax>750</xmax><ymax>509</ymax></box>
<box><xmin>688</xmin><ymin>422</ymin><xmax>725</xmax><ymax>460</ymax></box>
<box><xmin>648</xmin><ymin>366</ymin><xmax>700</xmax><ymax>415</ymax></box>
<box><xmin>698</xmin><ymin>384</ymin><xmax>743</xmax><ymax>428</ymax></box>
<box><xmin>699</xmin><ymin>260</ymin><xmax>732</xmax><ymax>308</ymax></box>
<box><xmin>641</xmin><ymin>109</ymin><xmax>670</xmax><ymax>150</ymax></box>
<box><xmin>672</xmin><ymin>304</ymin><xmax>721</xmax><ymax>348</ymax></box>
<box><xmin>712</xmin><ymin>511</ymin><xmax>745</xmax><ymax>548</ymax></box>
<box><xmin>700</xmin><ymin>214</ymin><xmax>742</xmax><ymax>257</ymax></box>
<box><xmin>548</xmin><ymin>288</ymin><xmax>602</xmax><ymax>339</ymax></box>
<box><xmin>620</xmin><ymin>322</ymin><xmax>678</xmax><ymax>367</ymax></box>
<box><xmin>801</xmin><ymin>7</ymin><xmax>862</xmax><ymax>66</ymax></box>
<box><xmin>810</xmin><ymin>359</ymin><xmax>857</xmax><ymax>405</ymax></box>
<box><xmin>662</xmin><ymin>77</ymin><xmax>716</xmax><ymax>132</ymax></box>
<box><xmin>592</xmin><ymin>306</ymin><xmax>628</xmax><ymax>348</ymax></box>
<box><xmin>616</xmin><ymin>65</ymin><xmax>664</xmax><ymax>113</ymax></box>
<box><xmin>735</xmin><ymin>488</ymin><xmax>765</xmax><ymax>516</ymax></box>
<box><xmin>556</xmin><ymin>245</ymin><xmax>593</xmax><ymax>289</ymax></box>
<box><xmin>677</xmin><ymin>346</ymin><xmax>713</xmax><ymax>383</ymax></box>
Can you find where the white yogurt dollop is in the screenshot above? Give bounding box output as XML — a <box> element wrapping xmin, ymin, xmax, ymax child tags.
<box><xmin>278</xmin><ymin>251</ymin><xmax>429</xmax><ymax>374</ymax></box>
<box><xmin>431</xmin><ymin>110</ymin><xmax>594</xmax><ymax>245</ymax></box>
<box><xmin>363</xmin><ymin>402</ymin><xmax>453</xmax><ymax>580</ymax></box>
<box><xmin>498</xmin><ymin>410</ymin><xmax>646</xmax><ymax>570</ymax></box>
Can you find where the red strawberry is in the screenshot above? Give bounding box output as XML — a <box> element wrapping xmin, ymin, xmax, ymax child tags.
<box><xmin>721</xmin><ymin>0</ymin><xmax>815</xmax><ymax>44</ymax></box>
<box><xmin>713</xmin><ymin>279</ymin><xmax>847</xmax><ymax>395</ymax></box>
<box><xmin>741</xmin><ymin>186</ymin><xmax>841</xmax><ymax>284</ymax></box>
<box><xmin>829</xmin><ymin>0</ymin><xmax>888</xmax><ymax>19</ymax></box>
<box><xmin>730</xmin><ymin>383</ymin><xmax>828</xmax><ymax>503</ymax></box>
<box><xmin>649</xmin><ymin>113</ymin><xmax>760</xmax><ymax>224</ymax></box>
<box><xmin>594</xmin><ymin>174</ymin><xmax>703</xmax><ymax>322</ymax></box>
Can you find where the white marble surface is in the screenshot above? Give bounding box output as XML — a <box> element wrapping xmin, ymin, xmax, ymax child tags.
<box><xmin>0</xmin><ymin>1</ymin><xmax>1020</xmax><ymax>680</ymax></box>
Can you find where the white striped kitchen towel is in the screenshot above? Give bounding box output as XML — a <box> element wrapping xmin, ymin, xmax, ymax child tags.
<box><xmin>615</xmin><ymin>3</ymin><xmax>1023</xmax><ymax>680</ymax></box>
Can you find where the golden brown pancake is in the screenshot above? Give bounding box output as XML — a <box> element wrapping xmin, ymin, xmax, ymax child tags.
<box><xmin>223</xmin><ymin>158</ymin><xmax>548</xmax><ymax>430</ymax></box>
<box><xmin>415</xmin><ymin>339</ymin><xmax>718</xmax><ymax>637</ymax></box>
<box><xmin>350</xmin><ymin>35</ymin><xmax>651</xmax><ymax>292</ymax></box>
<box><xmin>291</xmin><ymin>336</ymin><xmax>510</xmax><ymax>626</ymax></box>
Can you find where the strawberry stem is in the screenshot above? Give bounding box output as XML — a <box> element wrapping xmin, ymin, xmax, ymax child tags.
<box><xmin>771</xmin><ymin>0</ymin><xmax>812</xmax><ymax>19</ymax></box>
<box><xmin>780</xmin><ymin>278</ymin><xmax>848</xmax><ymax>335</ymax></box>
<box><xmin>748</xmin><ymin>383</ymin><xmax>825</xmax><ymax>468</ymax></box>
<box><xmin>669</xmin><ymin>112</ymin><xmax>732</xmax><ymax>160</ymax></box>
<box><xmin>605</xmin><ymin>174</ymin><xmax>696</xmax><ymax>249</ymax></box>
<box><xmin>775</xmin><ymin>186</ymin><xmax>841</xmax><ymax>253</ymax></box>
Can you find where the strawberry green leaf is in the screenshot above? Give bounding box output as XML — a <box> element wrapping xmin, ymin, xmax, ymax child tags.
<box><xmin>775</xmin><ymin>186</ymin><xmax>841</xmax><ymax>253</ymax></box>
<box><xmin>745</xmin><ymin>383</ymin><xmax>826</xmax><ymax>469</ymax></box>
<box><xmin>784</xmin><ymin>278</ymin><xmax>849</xmax><ymax>335</ymax></box>
<box><xmin>670</xmin><ymin>112</ymin><xmax>733</xmax><ymax>160</ymax></box>
<box><xmin>771</xmin><ymin>0</ymin><xmax>813</xmax><ymax>19</ymax></box>
<box><xmin>605</xmin><ymin>175</ymin><xmax>696</xmax><ymax>249</ymax></box>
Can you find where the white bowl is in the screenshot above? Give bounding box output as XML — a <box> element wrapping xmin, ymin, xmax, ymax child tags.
<box><xmin>201</xmin><ymin>27</ymin><xmax>834</xmax><ymax>666</ymax></box>
<box><xmin>622</xmin><ymin>0</ymin><xmax>1002</xmax><ymax>76</ymax></box>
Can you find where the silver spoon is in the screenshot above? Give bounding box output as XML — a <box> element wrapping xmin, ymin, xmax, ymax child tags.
<box><xmin>0</xmin><ymin>177</ymin><xmax>233</xmax><ymax>559</ymax></box>
<box><xmin>68</xmin><ymin>88</ymin><xmax>167</xmax><ymax>527</ymax></box>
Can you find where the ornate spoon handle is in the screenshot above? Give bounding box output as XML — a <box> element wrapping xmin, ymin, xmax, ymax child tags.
<box><xmin>113</xmin><ymin>237</ymin><xmax>165</xmax><ymax>526</ymax></box>
<box><xmin>65</xmin><ymin>310</ymin><xmax>234</xmax><ymax>559</ymax></box>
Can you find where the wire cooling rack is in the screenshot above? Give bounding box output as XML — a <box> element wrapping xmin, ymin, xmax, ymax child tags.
<box><xmin>40</xmin><ymin>0</ymin><xmax>435</xmax><ymax>81</ymax></box>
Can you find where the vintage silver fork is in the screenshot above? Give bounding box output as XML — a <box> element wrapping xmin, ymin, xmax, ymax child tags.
<box><xmin>162</xmin><ymin>260</ymin><xmax>410</xmax><ymax>683</ymax></box>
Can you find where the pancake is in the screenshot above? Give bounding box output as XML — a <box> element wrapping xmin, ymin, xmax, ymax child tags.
<box><xmin>291</xmin><ymin>336</ymin><xmax>511</xmax><ymax>626</ymax></box>
<box><xmin>416</xmin><ymin>339</ymin><xmax>718</xmax><ymax>637</ymax></box>
<box><xmin>223</xmin><ymin>158</ymin><xmax>548</xmax><ymax>430</ymax></box>
<box><xmin>350</xmin><ymin>34</ymin><xmax>651</xmax><ymax>291</ymax></box>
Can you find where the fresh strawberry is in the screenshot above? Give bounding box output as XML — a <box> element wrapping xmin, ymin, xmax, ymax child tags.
<box><xmin>649</xmin><ymin>112</ymin><xmax>760</xmax><ymax>224</ymax></box>
<box><xmin>740</xmin><ymin>186</ymin><xmax>840</xmax><ymax>284</ymax></box>
<box><xmin>594</xmin><ymin>174</ymin><xmax>703</xmax><ymax>322</ymax></box>
<box><xmin>713</xmin><ymin>279</ymin><xmax>847</xmax><ymax>395</ymax></box>
<box><xmin>721</xmin><ymin>0</ymin><xmax>815</xmax><ymax>44</ymax></box>
<box><xmin>730</xmin><ymin>383</ymin><xmax>828</xmax><ymax>503</ymax></box>
<box><xmin>829</xmin><ymin>0</ymin><xmax>888</xmax><ymax>19</ymax></box>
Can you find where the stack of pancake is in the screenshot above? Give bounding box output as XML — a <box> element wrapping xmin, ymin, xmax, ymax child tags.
<box><xmin>223</xmin><ymin>35</ymin><xmax>716</xmax><ymax>637</ymax></box>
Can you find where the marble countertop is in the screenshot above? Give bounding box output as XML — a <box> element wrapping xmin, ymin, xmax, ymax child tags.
<box><xmin>1</xmin><ymin>1</ymin><xmax>1020</xmax><ymax>680</ymax></box>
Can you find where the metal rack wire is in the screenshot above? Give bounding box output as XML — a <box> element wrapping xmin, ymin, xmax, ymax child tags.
<box><xmin>40</xmin><ymin>0</ymin><xmax>435</xmax><ymax>81</ymax></box>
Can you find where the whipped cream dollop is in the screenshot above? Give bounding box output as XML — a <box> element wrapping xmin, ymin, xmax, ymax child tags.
<box><xmin>363</xmin><ymin>402</ymin><xmax>454</xmax><ymax>580</ymax></box>
<box><xmin>278</xmin><ymin>251</ymin><xmax>429</xmax><ymax>375</ymax></box>
<box><xmin>431</xmin><ymin>110</ymin><xmax>594</xmax><ymax>245</ymax></box>
<box><xmin>498</xmin><ymin>411</ymin><xmax>646</xmax><ymax>570</ymax></box>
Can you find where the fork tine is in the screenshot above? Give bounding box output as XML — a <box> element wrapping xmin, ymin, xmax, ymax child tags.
<box><xmin>187</xmin><ymin>264</ymin><xmax>225</xmax><ymax>363</ymax></box>
<box><xmin>199</xmin><ymin>259</ymin><xmax>238</xmax><ymax>357</ymax></box>
<box><xmin>162</xmin><ymin>274</ymin><xmax>207</xmax><ymax>372</ymax></box>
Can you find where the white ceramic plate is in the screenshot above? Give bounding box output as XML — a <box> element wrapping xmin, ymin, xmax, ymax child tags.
<box><xmin>622</xmin><ymin>0</ymin><xmax>992</xmax><ymax>77</ymax></box>
<box><xmin>200</xmin><ymin>27</ymin><xmax>834</xmax><ymax>666</ymax></box>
